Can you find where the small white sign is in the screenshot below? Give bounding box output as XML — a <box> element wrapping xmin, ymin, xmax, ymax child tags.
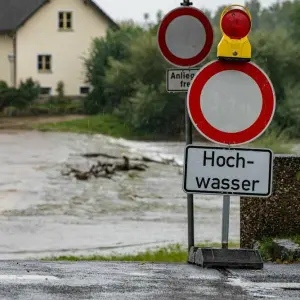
<box><xmin>166</xmin><ymin>68</ymin><xmax>199</xmax><ymax>92</ymax></box>
<box><xmin>183</xmin><ymin>145</ymin><xmax>273</xmax><ymax>197</ymax></box>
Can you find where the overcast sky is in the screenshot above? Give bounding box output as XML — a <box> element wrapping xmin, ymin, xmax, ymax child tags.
<box><xmin>95</xmin><ymin>0</ymin><xmax>278</xmax><ymax>22</ymax></box>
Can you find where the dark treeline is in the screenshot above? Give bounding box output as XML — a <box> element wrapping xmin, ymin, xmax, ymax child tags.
<box><xmin>84</xmin><ymin>0</ymin><xmax>300</xmax><ymax>138</ymax></box>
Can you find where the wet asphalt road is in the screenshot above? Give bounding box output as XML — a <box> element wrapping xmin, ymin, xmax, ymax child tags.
<box><xmin>0</xmin><ymin>261</ymin><xmax>299</xmax><ymax>299</ymax></box>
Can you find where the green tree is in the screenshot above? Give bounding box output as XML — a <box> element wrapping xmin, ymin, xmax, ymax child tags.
<box><xmin>103</xmin><ymin>29</ymin><xmax>185</xmax><ymax>135</ymax></box>
<box><xmin>259</xmin><ymin>1</ymin><xmax>295</xmax><ymax>31</ymax></box>
<box><xmin>84</xmin><ymin>23</ymin><xmax>143</xmax><ymax>114</ymax></box>
<box><xmin>251</xmin><ymin>27</ymin><xmax>300</xmax><ymax>135</ymax></box>
<box><xmin>83</xmin><ymin>1</ymin><xmax>300</xmax><ymax>139</ymax></box>
<box><xmin>290</xmin><ymin>0</ymin><xmax>300</xmax><ymax>39</ymax></box>
<box><xmin>246</xmin><ymin>0</ymin><xmax>261</xmax><ymax>31</ymax></box>
<box><xmin>212</xmin><ymin>5</ymin><xmax>227</xmax><ymax>27</ymax></box>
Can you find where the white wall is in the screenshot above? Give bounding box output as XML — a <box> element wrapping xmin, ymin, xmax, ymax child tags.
<box><xmin>16</xmin><ymin>0</ymin><xmax>110</xmax><ymax>95</ymax></box>
<box><xmin>0</xmin><ymin>34</ymin><xmax>14</xmax><ymax>86</ymax></box>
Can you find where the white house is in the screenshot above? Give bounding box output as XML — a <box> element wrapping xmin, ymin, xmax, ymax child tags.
<box><xmin>0</xmin><ymin>0</ymin><xmax>118</xmax><ymax>96</ymax></box>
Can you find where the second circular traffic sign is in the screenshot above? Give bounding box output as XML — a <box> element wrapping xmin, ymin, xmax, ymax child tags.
<box><xmin>157</xmin><ymin>7</ymin><xmax>214</xmax><ymax>67</ymax></box>
<box><xmin>187</xmin><ymin>60</ymin><xmax>276</xmax><ymax>145</ymax></box>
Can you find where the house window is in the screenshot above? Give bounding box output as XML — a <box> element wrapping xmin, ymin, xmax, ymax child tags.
<box><xmin>38</xmin><ymin>55</ymin><xmax>52</xmax><ymax>72</ymax></box>
<box><xmin>58</xmin><ymin>12</ymin><xmax>73</xmax><ymax>30</ymax></box>
<box><xmin>80</xmin><ymin>86</ymin><xmax>90</xmax><ymax>95</ymax></box>
<box><xmin>40</xmin><ymin>87</ymin><xmax>51</xmax><ymax>95</ymax></box>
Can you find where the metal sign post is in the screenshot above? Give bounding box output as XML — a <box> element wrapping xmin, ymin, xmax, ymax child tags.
<box><xmin>181</xmin><ymin>0</ymin><xmax>194</xmax><ymax>253</ymax></box>
<box><xmin>221</xmin><ymin>194</ymin><xmax>230</xmax><ymax>249</ymax></box>
<box><xmin>158</xmin><ymin>0</ymin><xmax>213</xmax><ymax>252</ymax></box>
<box><xmin>185</xmin><ymin>100</ymin><xmax>194</xmax><ymax>250</ymax></box>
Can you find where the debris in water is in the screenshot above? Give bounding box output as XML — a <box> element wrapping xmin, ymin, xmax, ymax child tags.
<box><xmin>62</xmin><ymin>156</ymin><xmax>149</xmax><ymax>180</ymax></box>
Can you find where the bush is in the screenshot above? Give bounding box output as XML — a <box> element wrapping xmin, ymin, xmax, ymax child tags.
<box><xmin>56</xmin><ymin>80</ymin><xmax>65</xmax><ymax>98</ymax></box>
<box><xmin>27</xmin><ymin>104</ymin><xmax>51</xmax><ymax>115</ymax></box>
<box><xmin>0</xmin><ymin>77</ymin><xmax>83</xmax><ymax>116</ymax></box>
<box><xmin>1</xmin><ymin>106</ymin><xmax>21</xmax><ymax>117</ymax></box>
<box><xmin>0</xmin><ymin>86</ymin><xmax>22</xmax><ymax>110</ymax></box>
<box><xmin>0</xmin><ymin>81</ymin><xmax>10</xmax><ymax>110</ymax></box>
<box><xmin>0</xmin><ymin>78</ymin><xmax>40</xmax><ymax>111</ymax></box>
<box><xmin>64</xmin><ymin>102</ymin><xmax>84</xmax><ymax>114</ymax></box>
<box><xmin>104</xmin><ymin>29</ymin><xmax>184</xmax><ymax>136</ymax></box>
<box><xmin>17</xmin><ymin>78</ymin><xmax>40</xmax><ymax>108</ymax></box>
<box><xmin>53</xmin><ymin>80</ymin><xmax>70</xmax><ymax>104</ymax></box>
<box><xmin>26</xmin><ymin>101</ymin><xmax>84</xmax><ymax>116</ymax></box>
<box><xmin>46</xmin><ymin>81</ymin><xmax>70</xmax><ymax>105</ymax></box>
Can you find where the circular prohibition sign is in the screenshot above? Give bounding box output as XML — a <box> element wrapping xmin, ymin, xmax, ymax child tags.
<box><xmin>187</xmin><ymin>60</ymin><xmax>276</xmax><ymax>145</ymax></box>
<box><xmin>157</xmin><ymin>6</ymin><xmax>214</xmax><ymax>67</ymax></box>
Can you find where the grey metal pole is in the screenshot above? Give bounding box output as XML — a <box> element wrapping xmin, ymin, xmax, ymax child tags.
<box><xmin>181</xmin><ymin>0</ymin><xmax>194</xmax><ymax>252</ymax></box>
<box><xmin>185</xmin><ymin>102</ymin><xmax>194</xmax><ymax>250</ymax></box>
<box><xmin>221</xmin><ymin>195</ymin><xmax>230</xmax><ymax>249</ymax></box>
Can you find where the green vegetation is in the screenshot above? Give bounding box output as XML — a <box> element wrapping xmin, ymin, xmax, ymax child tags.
<box><xmin>43</xmin><ymin>237</ymin><xmax>300</xmax><ymax>264</ymax></box>
<box><xmin>42</xmin><ymin>242</ymin><xmax>240</xmax><ymax>262</ymax></box>
<box><xmin>0</xmin><ymin>78</ymin><xmax>40</xmax><ymax>112</ymax></box>
<box><xmin>0</xmin><ymin>79</ymin><xmax>84</xmax><ymax>117</ymax></box>
<box><xmin>249</xmin><ymin>129</ymin><xmax>294</xmax><ymax>154</ymax></box>
<box><xmin>78</xmin><ymin>0</ymin><xmax>300</xmax><ymax>143</ymax></box>
<box><xmin>2</xmin><ymin>101</ymin><xmax>84</xmax><ymax>117</ymax></box>
<box><xmin>257</xmin><ymin>238</ymin><xmax>275</xmax><ymax>261</ymax></box>
<box><xmin>291</xmin><ymin>235</ymin><xmax>300</xmax><ymax>245</ymax></box>
<box><xmin>33</xmin><ymin>114</ymin><xmax>133</xmax><ymax>138</ymax></box>
<box><xmin>31</xmin><ymin>113</ymin><xmax>181</xmax><ymax>140</ymax></box>
<box><xmin>258</xmin><ymin>236</ymin><xmax>300</xmax><ymax>263</ymax></box>
<box><xmin>30</xmin><ymin>101</ymin><xmax>84</xmax><ymax>115</ymax></box>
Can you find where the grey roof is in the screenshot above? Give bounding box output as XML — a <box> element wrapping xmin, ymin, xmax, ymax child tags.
<box><xmin>0</xmin><ymin>0</ymin><xmax>118</xmax><ymax>32</ymax></box>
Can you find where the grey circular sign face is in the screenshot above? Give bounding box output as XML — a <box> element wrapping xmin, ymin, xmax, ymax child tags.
<box><xmin>157</xmin><ymin>7</ymin><xmax>214</xmax><ymax>67</ymax></box>
<box><xmin>187</xmin><ymin>60</ymin><xmax>276</xmax><ymax>145</ymax></box>
<box><xmin>165</xmin><ymin>15</ymin><xmax>206</xmax><ymax>60</ymax></box>
<box><xmin>200</xmin><ymin>70</ymin><xmax>263</xmax><ymax>133</ymax></box>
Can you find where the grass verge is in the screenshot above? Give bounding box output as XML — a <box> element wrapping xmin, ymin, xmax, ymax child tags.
<box><xmin>249</xmin><ymin>129</ymin><xmax>294</xmax><ymax>154</ymax></box>
<box><xmin>32</xmin><ymin>114</ymin><xmax>135</xmax><ymax>138</ymax></box>
<box><xmin>43</xmin><ymin>237</ymin><xmax>300</xmax><ymax>263</ymax></box>
<box><xmin>32</xmin><ymin>114</ymin><xmax>162</xmax><ymax>140</ymax></box>
<box><xmin>32</xmin><ymin>115</ymin><xmax>295</xmax><ymax>153</ymax></box>
<box><xmin>41</xmin><ymin>242</ymin><xmax>240</xmax><ymax>262</ymax></box>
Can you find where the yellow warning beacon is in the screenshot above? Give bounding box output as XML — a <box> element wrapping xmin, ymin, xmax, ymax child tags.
<box><xmin>217</xmin><ymin>5</ymin><xmax>252</xmax><ymax>61</ymax></box>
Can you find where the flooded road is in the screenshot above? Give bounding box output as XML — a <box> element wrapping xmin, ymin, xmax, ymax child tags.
<box><xmin>0</xmin><ymin>130</ymin><xmax>240</xmax><ymax>259</ymax></box>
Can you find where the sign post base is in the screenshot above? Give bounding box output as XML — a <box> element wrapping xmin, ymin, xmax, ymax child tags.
<box><xmin>188</xmin><ymin>247</ymin><xmax>263</xmax><ymax>269</ymax></box>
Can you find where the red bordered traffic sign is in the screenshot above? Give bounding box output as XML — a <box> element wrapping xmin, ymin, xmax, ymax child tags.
<box><xmin>157</xmin><ymin>7</ymin><xmax>213</xmax><ymax>67</ymax></box>
<box><xmin>187</xmin><ymin>60</ymin><xmax>276</xmax><ymax>145</ymax></box>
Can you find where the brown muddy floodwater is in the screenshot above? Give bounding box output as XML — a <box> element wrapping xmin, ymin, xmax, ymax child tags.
<box><xmin>0</xmin><ymin>130</ymin><xmax>240</xmax><ymax>259</ymax></box>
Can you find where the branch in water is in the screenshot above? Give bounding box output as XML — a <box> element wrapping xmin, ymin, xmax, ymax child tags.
<box><xmin>62</xmin><ymin>156</ymin><xmax>148</xmax><ymax>181</ymax></box>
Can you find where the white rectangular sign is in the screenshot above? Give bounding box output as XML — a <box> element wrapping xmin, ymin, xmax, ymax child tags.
<box><xmin>183</xmin><ymin>145</ymin><xmax>273</xmax><ymax>197</ymax></box>
<box><xmin>166</xmin><ymin>68</ymin><xmax>199</xmax><ymax>92</ymax></box>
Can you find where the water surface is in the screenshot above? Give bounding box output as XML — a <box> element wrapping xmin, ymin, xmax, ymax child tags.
<box><xmin>0</xmin><ymin>130</ymin><xmax>240</xmax><ymax>259</ymax></box>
